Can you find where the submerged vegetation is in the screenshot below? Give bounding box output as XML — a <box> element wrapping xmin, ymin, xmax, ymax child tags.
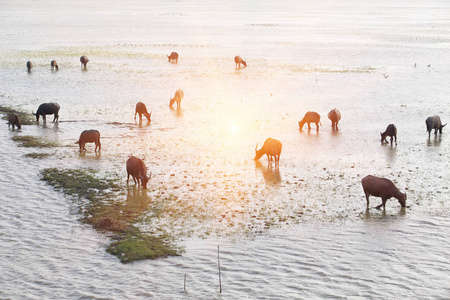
<box><xmin>25</xmin><ymin>152</ymin><xmax>53</xmax><ymax>159</ymax></box>
<box><xmin>40</xmin><ymin>168</ymin><xmax>182</xmax><ymax>263</ymax></box>
<box><xmin>0</xmin><ymin>105</ymin><xmax>35</xmax><ymax>125</ymax></box>
<box><xmin>12</xmin><ymin>135</ymin><xmax>58</xmax><ymax>148</ymax></box>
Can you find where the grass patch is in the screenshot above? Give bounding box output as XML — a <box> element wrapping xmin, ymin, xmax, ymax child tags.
<box><xmin>107</xmin><ymin>231</ymin><xmax>181</xmax><ymax>263</ymax></box>
<box><xmin>0</xmin><ymin>105</ymin><xmax>35</xmax><ymax>125</ymax></box>
<box><xmin>40</xmin><ymin>168</ymin><xmax>182</xmax><ymax>262</ymax></box>
<box><xmin>25</xmin><ymin>152</ymin><xmax>52</xmax><ymax>159</ymax></box>
<box><xmin>12</xmin><ymin>135</ymin><xmax>58</xmax><ymax>148</ymax></box>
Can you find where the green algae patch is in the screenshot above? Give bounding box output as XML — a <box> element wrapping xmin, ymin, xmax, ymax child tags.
<box><xmin>25</xmin><ymin>153</ymin><xmax>52</xmax><ymax>159</ymax></box>
<box><xmin>40</xmin><ymin>168</ymin><xmax>119</xmax><ymax>201</ymax></box>
<box><xmin>12</xmin><ymin>135</ymin><xmax>58</xmax><ymax>148</ymax></box>
<box><xmin>0</xmin><ymin>105</ymin><xmax>35</xmax><ymax>125</ymax></box>
<box><xmin>107</xmin><ymin>231</ymin><xmax>182</xmax><ymax>263</ymax></box>
<box><xmin>40</xmin><ymin>168</ymin><xmax>182</xmax><ymax>263</ymax></box>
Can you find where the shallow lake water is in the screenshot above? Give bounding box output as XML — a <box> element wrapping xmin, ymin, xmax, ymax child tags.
<box><xmin>1</xmin><ymin>0</ymin><xmax>450</xmax><ymax>298</ymax></box>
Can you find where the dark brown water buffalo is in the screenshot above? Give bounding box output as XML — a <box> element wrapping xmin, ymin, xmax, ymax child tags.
<box><xmin>254</xmin><ymin>138</ymin><xmax>282</xmax><ymax>165</ymax></box>
<box><xmin>76</xmin><ymin>130</ymin><xmax>101</xmax><ymax>152</ymax></box>
<box><xmin>80</xmin><ymin>56</ymin><xmax>89</xmax><ymax>68</ymax></box>
<box><xmin>33</xmin><ymin>102</ymin><xmax>60</xmax><ymax>123</ymax></box>
<box><xmin>134</xmin><ymin>102</ymin><xmax>152</xmax><ymax>122</ymax></box>
<box><xmin>8</xmin><ymin>114</ymin><xmax>21</xmax><ymax>129</ymax></box>
<box><xmin>234</xmin><ymin>56</ymin><xmax>246</xmax><ymax>68</ymax></box>
<box><xmin>361</xmin><ymin>175</ymin><xmax>406</xmax><ymax>209</ymax></box>
<box><xmin>51</xmin><ymin>60</ymin><xmax>59</xmax><ymax>70</ymax></box>
<box><xmin>298</xmin><ymin>111</ymin><xmax>321</xmax><ymax>131</ymax></box>
<box><xmin>26</xmin><ymin>61</ymin><xmax>33</xmax><ymax>72</ymax></box>
<box><xmin>327</xmin><ymin>108</ymin><xmax>341</xmax><ymax>130</ymax></box>
<box><xmin>126</xmin><ymin>156</ymin><xmax>151</xmax><ymax>189</ymax></box>
<box><xmin>169</xmin><ymin>89</ymin><xmax>184</xmax><ymax>108</ymax></box>
<box><xmin>168</xmin><ymin>52</ymin><xmax>178</xmax><ymax>63</ymax></box>
<box><xmin>381</xmin><ymin>124</ymin><xmax>397</xmax><ymax>145</ymax></box>
<box><xmin>425</xmin><ymin>115</ymin><xmax>446</xmax><ymax>138</ymax></box>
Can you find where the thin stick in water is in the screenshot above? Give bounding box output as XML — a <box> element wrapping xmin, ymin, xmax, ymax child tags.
<box><xmin>184</xmin><ymin>273</ymin><xmax>187</xmax><ymax>292</ymax></box>
<box><xmin>218</xmin><ymin>245</ymin><xmax>222</xmax><ymax>293</ymax></box>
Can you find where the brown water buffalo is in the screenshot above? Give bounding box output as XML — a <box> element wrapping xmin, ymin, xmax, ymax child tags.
<box><xmin>170</xmin><ymin>89</ymin><xmax>184</xmax><ymax>108</ymax></box>
<box><xmin>381</xmin><ymin>124</ymin><xmax>397</xmax><ymax>145</ymax></box>
<box><xmin>126</xmin><ymin>156</ymin><xmax>151</xmax><ymax>189</ymax></box>
<box><xmin>168</xmin><ymin>52</ymin><xmax>178</xmax><ymax>63</ymax></box>
<box><xmin>298</xmin><ymin>111</ymin><xmax>321</xmax><ymax>131</ymax></box>
<box><xmin>27</xmin><ymin>61</ymin><xmax>33</xmax><ymax>72</ymax></box>
<box><xmin>361</xmin><ymin>175</ymin><xmax>406</xmax><ymax>209</ymax></box>
<box><xmin>134</xmin><ymin>102</ymin><xmax>152</xmax><ymax>122</ymax></box>
<box><xmin>51</xmin><ymin>60</ymin><xmax>59</xmax><ymax>70</ymax></box>
<box><xmin>327</xmin><ymin>108</ymin><xmax>341</xmax><ymax>130</ymax></box>
<box><xmin>80</xmin><ymin>56</ymin><xmax>89</xmax><ymax>68</ymax></box>
<box><xmin>76</xmin><ymin>130</ymin><xmax>101</xmax><ymax>152</ymax></box>
<box><xmin>426</xmin><ymin>116</ymin><xmax>446</xmax><ymax>138</ymax></box>
<box><xmin>254</xmin><ymin>138</ymin><xmax>282</xmax><ymax>165</ymax></box>
<box><xmin>33</xmin><ymin>102</ymin><xmax>60</xmax><ymax>123</ymax></box>
<box><xmin>234</xmin><ymin>56</ymin><xmax>246</xmax><ymax>68</ymax></box>
<box><xmin>8</xmin><ymin>114</ymin><xmax>21</xmax><ymax>129</ymax></box>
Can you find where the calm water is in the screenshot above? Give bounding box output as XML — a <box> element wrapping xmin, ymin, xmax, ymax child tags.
<box><xmin>1</xmin><ymin>0</ymin><xmax>450</xmax><ymax>298</ymax></box>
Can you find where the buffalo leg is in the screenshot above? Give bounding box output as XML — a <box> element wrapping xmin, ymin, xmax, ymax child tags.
<box><xmin>365</xmin><ymin>193</ymin><xmax>370</xmax><ymax>207</ymax></box>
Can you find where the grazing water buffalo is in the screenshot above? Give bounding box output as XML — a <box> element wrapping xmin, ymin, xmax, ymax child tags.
<box><xmin>234</xmin><ymin>56</ymin><xmax>246</xmax><ymax>68</ymax></box>
<box><xmin>381</xmin><ymin>124</ymin><xmax>397</xmax><ymax>145</ymax></box>
<box><xmin>80</xmin><ymin>56</ymin><xmax>89</xmax><ymax>68</ymax></box>
<box><xmin>33</xmin><ymin>102</ymin><xmax>60</xmax><ymax>123</ymax></box>
<box><xmin>26</xmin><ymin>61</ymin><xmax>33</xmax><ymax>72</ymax></box>
<box><xmin>327</xmin><ymin>108</ymin><xmax>341</xmax><ymax>130</ymax></box>
<box><xmin>134</xmin><ymin>102</ymin><xmax>152</xmax><ymax>122</ymax></box>
<box><xmin>425</xmin><ymin>116</ymin><xmax>446</xmax><ymax>138</ymax></box>
<box><xmin>51</xmin><ymin>60</ymin><xmax>59</xmax><ymax>70</ymax></box>
<box><xmin>126</xmin><ymin>156</ymin><xmax>151</xmax><ymax>189</ymax></box>
<box><xmin>168</xmin><ymin>52</ymin><xmax>178</xmax><ymax>63</ymax></box>
<box><xmin>298</xmin><ymin>111</ymin><xmax>321</xmax><ymax>131</ymax></box>
<box><xmin>169</xmin><ymin>89</ymin><xmax>184</xmax><ymax>108</ymax></box>
<box><xmin>361</xmin><ymin>175</ymin><xmax>406</xmax><ymax>209</ymax></box>
<box><xmin>254</xmin><ymin>138</ymin><xmax>282</xmax><ymax>165</ymax></box>
<box><xmin>76</xmin><ymin>130</ymin><xmax>101</xmax><ymax>152</ymax></box>
<box><xmin>8</xmin><ymin>114</ymin><xmax>21</xmax><ymax>129</ymax></box>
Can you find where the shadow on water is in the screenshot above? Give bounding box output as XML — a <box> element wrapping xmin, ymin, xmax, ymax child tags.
<box><xmin>137</xmin><ymin>120</ymin><xmax>151</xmax><ymax>128</ymax></box>
<box><xmin>78</xmin><ymin>151</ymin><xmax>101</xmax><ymax>159</ymax></box>
<box><xmin>170</xmin><ymin>106</ymin><xmax>183</xmax><ymax>118</ymax></box>
<box><xmin>362</xmin><ymin>206</ymin><xmax>406</xmax><ymax>221</ymax></box>
<box><xmin>382</xmin><ymin>143</ymin><xmax>397</xmax><ymax>163</ymax></box>
<box><xmin>427</xmin><ymin>135</ymin><xmax>441</xmax><ymax>146</ymax></box>
<box><xmin>255</xmin><ymin>161</ymin><xmax>281</xmax><ymax>185</ymax></box>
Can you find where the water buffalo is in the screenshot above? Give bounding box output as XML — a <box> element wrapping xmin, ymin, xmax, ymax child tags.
<box><xmin>33</xmin><ymin>102</ymin><xmax>60</xmax><ymax>123</ymax></box>
<box><xmin>425</xmin><ymin>116</ymin><xmax>446</xmax><ymax>138</ymax></box>
<box><xmin>234</xmin><ymin>56</ymin><xmax>246</xmax><ymax>68</ymax></box>
<box><xmin>126</xmin><ymin>156</ymin><xmax>151</xmax><ymax>189</ymax></box>
<box><xmin>298</xmin><ymin>111</ymin><xmax>321</xmax><ymax>131</ymax></box>
<box><xmin>254</xmin><ymin>138</ymin><xmax>282</xmax><ymax>165</ymax></box>
<box><xmin>27</xmin><ymin>61</ymin><xmax>33</xmax><ymax>72</ymax></box>
<box><xmin>8</xmin><ymin>114</ymin><xmax>21</xmax><ymax>129</ymax></box>
<box><xmin>361</xmin><ymin>175</ymin><xmax>406</xmax><ymax>209</ymax></box>
<box><xmin>80</xmin><ymin>56</ymin><xmax>89</xmax><ymax>68</ymax></box>
<box><xmin>327</xmin><ymin>108</ymin><xmax>341</xmax><ymax>130</ymax></box>
<box><xmin>170</xmin><ymin>89</ymin><xmax>184</xmax><ymax>108</ymax></box>
<box><xmin>168</xmin><ymin>52</ymin><xmax>178</xmax><ymax>63</ymax></box>
<box><xmin>134</xmin><ymin>102</ymin><xmax>152</xmax><ymax>122</ymax></box>
<box><xmin>51</xmin><ymin>60</ymin><xmax>59</xmax><ymax>70</ymax></box>
<box><xmin>76</xmin><ymin>130</ymin><xmax>101</xmax><ymax>152</ymax></box>
<box><xmin>381</xmin><ymin>124</ymin><xmax>397</xmax><ymax>145</ymax></box>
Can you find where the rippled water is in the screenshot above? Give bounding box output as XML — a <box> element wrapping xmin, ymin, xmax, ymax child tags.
<box><xmin>1</xmin><ymin>0</ymin><xmax>450</xmax><ymax>298</ymax></box>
